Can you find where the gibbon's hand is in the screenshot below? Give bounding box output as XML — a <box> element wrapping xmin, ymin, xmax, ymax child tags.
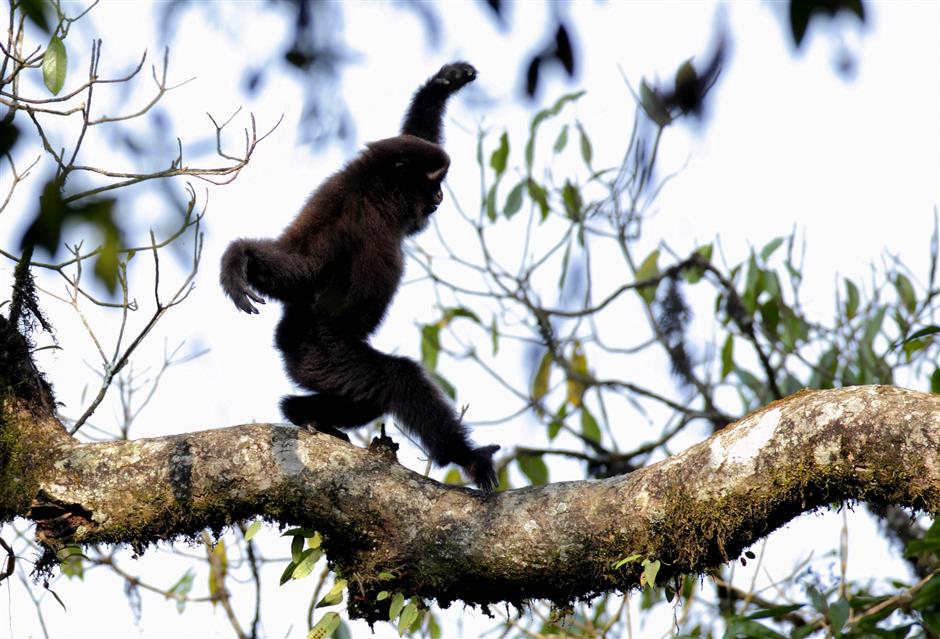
<box><xmin>234</xmin><ymin>287</ymin><xmax>266</xmax><ymax>315</ymax></box>
<box><xmin>431</xmin><ymin>62</ymin><xmax>477</xmax><ymax>92</ymax></box>
<box><xmin>223</xmin><ymin>263</ymin><xmax>266</xmax><ymax>314</ymax></box>
<box><xmin>229</xmin><ymin>281</ymin><xmax>266</xmax><ymax>315</ymax></box>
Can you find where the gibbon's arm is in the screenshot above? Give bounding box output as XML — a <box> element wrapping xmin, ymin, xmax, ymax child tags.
<box><xmin>220</xmin><ymin>238</ymin><xmax>325</xmax><ymax>313</ymax></box>
<box><xmin>401</xmin><ymin>62</ymin><xmax>476</xmax><ymax>144</ymax></box>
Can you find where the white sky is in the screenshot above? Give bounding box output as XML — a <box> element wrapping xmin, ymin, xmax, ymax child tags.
<box><xmin>1</xmin><ymin>1</ymin><xmax>938</xmax><ymax>637</ymax></box>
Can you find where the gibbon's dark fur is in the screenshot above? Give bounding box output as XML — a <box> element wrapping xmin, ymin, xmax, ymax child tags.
<box><xmin>220</xmin><ymin>62</ymin><xmax>499</xmax><ymax>491</ymax></box>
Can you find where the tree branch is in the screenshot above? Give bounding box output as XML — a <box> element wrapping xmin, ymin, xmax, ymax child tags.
<box><xmin>9</xmin><ymin>385</ymin><xmax>940</xmax><ymax>622</ymax></box>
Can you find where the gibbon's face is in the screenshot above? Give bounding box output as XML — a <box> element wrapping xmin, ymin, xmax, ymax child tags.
<box><xmin>399</xmin><ymin>164</ymin><xmax>448</xmax><ymax>235</ymax></box>
<box><xmin>368</xmin><ymin>135</ymin><xmax>451</xmax><ymax>235</ymax></box>
<box><xmin>413</xmin><ymin>178</ymin><xmax>444</xmax><ymax>227</ymax></box>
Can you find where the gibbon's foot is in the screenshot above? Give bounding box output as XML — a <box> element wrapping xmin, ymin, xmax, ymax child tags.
<box><xmin>432</xmin><ymin>62</ymin><xmax>477</xmax><ymax>91</ymax></box>
<box><xmin>368</xmin><ymin>429</ymin><xmax>400</xmax><ymax>461</ymax></box>
<box><xmin>302</xmin><ymin>422</ymin><xmax>351</xmax><ymax>442</ymax></box>
<box><xmin>465</xmin><ymin>444</ymin><xmax>500</xmax><ymax>493</ymax></box>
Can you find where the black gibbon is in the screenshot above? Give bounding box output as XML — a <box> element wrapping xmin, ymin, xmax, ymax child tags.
<box><xmin>220</xmin><ymin>62</ymin><xmax>499</xmax><ymax>491</ymax></box>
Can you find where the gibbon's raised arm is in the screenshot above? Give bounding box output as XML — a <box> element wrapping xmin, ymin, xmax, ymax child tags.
<box><xmin>220</xmin><ymin>239</ymin><xmax>326</xmax><ymax>314</ymax></box>
<box><xmin>401</xmin><ymin>62</ymin><xmax>476</xmax><ymax>144</ymax></box>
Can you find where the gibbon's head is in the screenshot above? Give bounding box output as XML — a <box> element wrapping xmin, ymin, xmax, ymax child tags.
<box><xmin>364</xmin><ymin>135</ymin><xmax>451</xmax><ymax>234</ymax></box>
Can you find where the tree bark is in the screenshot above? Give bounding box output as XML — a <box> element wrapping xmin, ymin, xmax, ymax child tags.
<box><xmin>4</xmin><ymin>384</ymin><xmax>939</xmax><ymax>620</ymax></box>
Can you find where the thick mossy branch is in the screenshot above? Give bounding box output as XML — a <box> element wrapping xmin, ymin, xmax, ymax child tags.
<box><xmin>3</xmin><ymin>385</ymin><xmax>939</xmax><ymax>620</ymax></box>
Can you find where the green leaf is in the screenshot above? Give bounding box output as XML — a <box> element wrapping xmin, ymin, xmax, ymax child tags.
<box><xmin>503</xmin><ymin>181</ymin><xmax>525</xmax><ymax>219</ymax></box>
<box><xmin>291</xmin><ymin>548</ymin><xmax>323</xmax><ymax>580</ymax></box>
<box><xmin>526</xmin><ymin>178</ymin><xmax>550</xmax><ymax>221</ymax></box>
<box><xmin>531</xmin><ymin>350</ymin><xmax>552</xmax><ymax>407</ymax></box>
<box><xmin>553</xmin><ymin>125</ymin><xmax>569</xmax><ymax>154</ymax></box>
<box><xmin>490</xmin><ymin>132</ymin><xmax>509</xmax><ymax>177</ymax></box>
<box><xmin>291</xmin><ymin>535</ymin><xmax>304</xmax><ymax>562</ymax></box>
<box><xmin>759</xmin><ymin>300</ymin><xmax>780</xmax><ymax>337</ymax></box>
<box><xmin>762</xmin><ymin>269</ymin><xmax>781</xmax><ymax>302</ymax></box>
<box><xmin>244</xmin><ymin>520</ymin><xmax>262</xmax><ymax>542</ymax></box>
<box><xmin>904</xmin><ymin>325</ymin><xmax>940</xmax><ymax>342</ymax></box>
<box><xmin>613</xmin><ymin>553</ymin><xmax>642</xmax><ymax>569</ymax></box>
<box><xmin>759</xmin><ymin>237</ymin><xmax>784</xmax><ymax>262</ymax></box>
<box><xmin>566</xmin><ymin>340</ymin><xmax>587</xmax><ymax>407</ymax></box>
<box><xmin>443</xmin><ymin>307</ymin><xmax>479</xmax><ymax>323</ymax></box>
<box><xmin>641</xmin><ymin>559</ymin><xmax>660</xmax><ymax>588</ymax></box>
<box><xmin>580</xmin><ymin>407</ymin><xmax>601</xmax><ymax>445</ymax></box>
<box><xmin>443</xmin><ymin>468</ymin><xmax>463</xmax><ymax>485</ymax></box>
<box><xmin>20</xmin><ymin>0</ymin><xmax>52</xmax><ymax>33</ymax></box>
<box><xmin>674</xmin><ymin>58</ymin><xmax>697</xmax><ymax>94</ymax></box>
<box><xmin>931</xmin><ymin>368</ymin><xmax>940</xmax><ymax>394</ymax></box>
<box><xmin>388</xmin><ymin>592</ymin><xmax>405</xmax><ymax>621</ymax></box>
<box><xmin>742</xmin><ymin>253</ymin><xmax>762</xmax><ymax>313</ymax></box>
<box><xmin>57</xmin><ymin>545</ymin><xmax>85</xmax><ymax>579</ymax></box>
<box><xmin>863</xmin><ymin>306</ymin><xmax>887</xmax><ymax>346</ymax></box>
<box><xmin>518</xmin><ymin>454</ymin><xmax>549</xmax><ymax>486</ymax></box>
<box><xmin>485</xmin><ymin>182</ymin><xmax>498</xmax><ymax>222</ymax></box>
<box><xmin>279</xmin><ymin>560</ymin><xmax>297</xmax><ymax>585</ymax></box>
<box><xmin>316</xmin><ymin>578</ymin><xmax>347</xmax><ymax>608</ymax></box>
<box><xmin>895</xmin><ymin>273</ymin><xmax>917</xmax><ymax>314</ymax></box>
<box><xmin>308</xmin><ymin>531</ymin><xmax>322</xmax><ymax>549</ymax></box>
<box><xmin>561</xmin><ymin>181</ymin><xmax>582</xmax><ymax>221</ymax></box>
<box><xmin>307</xmin><ymin>612</ymin><xmax>341</xmax><ymax>639</ymax></box>
<box><xmin>558</xmin><ymin>238</ymin><xmax>572</xmax><ymax>292</ymax></box>
<box><xmin>745</xmin><ymin>603</ymin><xmax>805</xmax><ymax>620</ymax></box>
<box><xmin>377</xmin><ymin>591</ymin><xmax>389</xmax><ymax>601</ymax></box>
<box><xmin>683</xmin><ymin>243</ymin><xmax>712</xmax><ymax>284</ymax></box>
<box><xmin>639</xmin><ymin>80</ymin><xmax>671</xmax><ymax>127</ymax></box>
<box><xmin>420</xmin><ymin>324</ymin><xmax>441</xmax><ymax>371</ymax></box>
<box><xmin>21</xmin><ymin>180</ymin><xmax>122</xmax><ymax>294</ymax></box>
<box><xmin>844</xmin><ymin>278</ymin><xmax>860</xmax><ymax>320</ymax></box>
<box><xmin>827</xmin><ymin>598</ymin><xmax>849</xmax><ymax>636</ymax></box>
<box><xmin>720</xmin><ymin>334</ymin><xmax>734</xmax><ymax>380</ymax></box>
<box><xmin>427</xmin><ymin>612</ymin><xmax>442</xmax><ymax>639</ymax></box>
<box><xmin>167</xmin><ymin>569</ymin><xmax>195</xmax><ymax>614</ymax></box>
<box><xmin>635</xmin><ymin>249</ymin><xmax>660</xmax><ymax>304</ymax></box>
<box><xmin>42</xmin><ymin>35</ymin><xmax>67</xmax><ymax>95</ymax></box>
<box><xmin>805</xmin><ymin>584</ymin><xmax>827</xmax><ymax>614</ymax></box>
<box><xmin>93</xmin><ymin>230</ymin><xmax>121</xmax><ymax>295</ymax></box>
<box><xmin>906</xmin><ymin>518</ymin><xmax>940</xmax><ymax>555</ymax></box>
<box><xmin>912</xmin><ymin>571</ymin><xmax>940</xmax><ymax>609</ymax></box>
<box><xmin>397</xmin><ymin>603</ymin><xmax>419</xmax><ymax>636</ymax></box>
<box><xmin>903</xmin><ymin>338</ymin><xmax>927</xmax><ymax>361</ymax></box>
<box><xmin>490</xmin><ymin>317</ymin><xmax>499</xmax><ymax>356</ymax></box>
<box><xmin>208</xmin><ymin>540</ymin><xmax>227</xmax><ymax>601</ymax></box>
<box><xmin>576</xmin><ymin>122</ymin><xmax>593</xmax><ymax>166</ymax></box>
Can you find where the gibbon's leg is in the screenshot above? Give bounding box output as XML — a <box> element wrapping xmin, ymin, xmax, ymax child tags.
<box><xmin>280</xmin><ymin>392</ymin><xmax>383</xmax><ymax>433</ymax></box>
<box><xmin>220</xmin><ymin>239</ymin><xmax>323</xmax><ymax>313</ymax></box>
<box><xmin>283</xmin><ymin>335</ymin><xmax>499</xmax><ymax>490</ymax></box>
<box><xmin>401</xmin><ymin>62</ymin><xmax>477</xmax><ymax>145</ymax></box>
